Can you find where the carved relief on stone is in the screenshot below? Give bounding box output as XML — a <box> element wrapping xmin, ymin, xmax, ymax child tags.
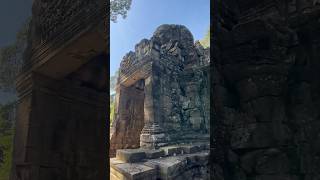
<box><xmin>120</xmin><ymin>51</ymin><xmax>137</xmax><ymax>74</ymax></box>
<box><xmin>32</xmin><ymin>0</ymin><xmax>100</xmax><ymax>44</ymax></box>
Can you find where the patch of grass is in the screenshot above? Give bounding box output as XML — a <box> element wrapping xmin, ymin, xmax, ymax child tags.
<box><xmin>0</xmin><ymin>129</ymin><xmax>13</xmax><ymax>180</ymax></box>
<box><xmin>0</xmin><ymin>103</ymin><xmax>14</xmax><ymax>180</ymax></box>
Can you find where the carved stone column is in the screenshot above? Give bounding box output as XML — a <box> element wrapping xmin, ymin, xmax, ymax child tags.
<box><xmin>140</xmin><ymin>75</ymin><xmax>166</xmax><ymax>149</ymax></box>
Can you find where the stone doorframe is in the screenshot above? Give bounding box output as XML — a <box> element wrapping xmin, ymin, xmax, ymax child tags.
<box><xmin>110</xmin><ymin>57</ymin><xmax>168</xmax><ymax>156</ymax></box>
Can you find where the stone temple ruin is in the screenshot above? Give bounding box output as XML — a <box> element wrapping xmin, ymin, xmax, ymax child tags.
<box><xmin>212</xmin><ymin>0</ymin><xmax>320</xmax><ymax>179</ymax></box>
<box><xmin>110</xmin><ymin>25</ymin><xmax>210</xmax><ymax>179</ymax></box>
<box><xmin>10</xmin><ymin>0</ymin><xmax>108</xmax><ymax>180</ymax></box>
<box><xmin>8</xmin><ymin>0</ymin><xmax>320</xmax><ymax>179</ymax></box>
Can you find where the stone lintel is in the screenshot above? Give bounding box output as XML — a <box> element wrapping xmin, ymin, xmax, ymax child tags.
<box><xmin>36</xmin><ymin>28</ymin><xmax>106</xmax><ymax>79</ymax></box>
<box><xmin>119</xmin><ymin>60</ymin><xmax>153</xmax><ymax>87</ymax></box>
<box><xmin>22</xmin><ymin>0</ymin><xmax>106</xmax><ymax>80</ymax></box>
<box><xmin>16</xmin><ymin>72</ymin><xmax>107</xmax><ymax>107</ymax></box>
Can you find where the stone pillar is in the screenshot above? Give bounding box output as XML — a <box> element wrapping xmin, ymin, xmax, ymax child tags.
<box><xmin>10</xmin><ymin>55</ymin><xmax>108</xmax><ymax>180</ymax></box>
<box><xmin>140</xmin><ymin>76</ymin><xmax>166</xmax><ymax>149</ymax></box>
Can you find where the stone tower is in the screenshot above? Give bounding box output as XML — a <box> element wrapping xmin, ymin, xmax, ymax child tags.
<box><xmin>110</xmin><ymin>24</ymin><xmax>210</xmax><ymax>156</ymax></box>
<box><xmin>110</xmin><ymin>24</ymin><xmax>210</xmax><ymax>180</ymax></box>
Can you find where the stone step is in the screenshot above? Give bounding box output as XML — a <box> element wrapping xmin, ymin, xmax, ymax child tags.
<box><xmin>116</xmin><ymin>149</ymin><xmax>146</xmax><ymax>163</ymax></box>
<box><xmin>160</xmin><ymin>146</ymin><xmax>182</xmax><ymax>156</ymax></box>
<box><xmin>115</xmin><ymin>143</ymin><xmax>210</xmax><ymax>164</ymax></box>
<box><xmin>111</xmin><ymin>161</ymin><xmax>156</xmax><ymax>180</ymax></box>
<box><xmin>110</xmin><ymin>151</ymin><xmax>210</xmax><ymax>180</ymax></box>
<box><xmin>160</xmin><ymin>143</ymin><xmax>209</xmax><ymax>156</ymax></box>
<box><xmin>145</xmin><ymin>149</ymin><xmax>165</xmax><ymax>159</ymax></box>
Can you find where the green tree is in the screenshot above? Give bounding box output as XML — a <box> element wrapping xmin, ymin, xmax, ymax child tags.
<box><xmin>0</xmin><ymin>18</ymin><xmax>29</xmax><ymax>180</ymax></box>
<box><xmin>200</xmin><ymin>27</ymin><xmax>210</xmax><ymax>48</ymax></box>
<box><xmin>0</xmin><ymin>18</ymin><xmax>30</xmax><ymax>90</ymax></box>
<box><xmin>110</xmin><ymin>0</ymin><xmax>132</xmax><ymax>22</ymax></box>
<box><xmin>110</xmin><ymin>101</ymin><xmax>115</xmax><ymax>126</ymax></box>
<box><xmin>0</xmin><ymin>103</ymin><xmax>14</xmax><ymax>180</ymax></box>
<box><xmin>110</xmin><ymin>70</ymin><xmax>119</xmax><ymax>93</ymax></box>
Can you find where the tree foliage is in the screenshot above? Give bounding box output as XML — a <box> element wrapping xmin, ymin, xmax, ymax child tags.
<box><xmin>110</xmin><ymin>71</ymin><xmax>118</xmax><ymax>126</ymax></box>
<box><xmin>0</xmin><ymin>103</ymin><xmax>14</xmax><ymax>180</ymax></box>
<box><xmin>110</xmin><ymin>70</ymin><xmax>119</xmax><ymax>92</ymax></box>
<box><xmin>110</xmin><ymin>101</ymin><xmax>115</xmax><ymax>126</ymax></box>
<box><xmin>200</xmin><ymin>27</ymin><xmax>210</xmax><ymax>48</ymax></box>
<box><xmin>110</xmin><ymin>0</ymin><xmax>132</xmax><ymax>22</ymax></box>
<box><xmin>0</xmin><ymin>18</ymin><xmax>30</xmax><ymax>90</ymax></box>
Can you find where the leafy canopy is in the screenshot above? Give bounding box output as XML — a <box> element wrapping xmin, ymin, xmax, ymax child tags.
<box><xmin>110</xmin><ymin>0</ymin><xmax>132</xmax><ymax>22</ymax></box>
<box><xmin>0</xmin><ymin>18</ymin><xmax>30</xmax><ymax>90</ymax></box>
<box><xmin>200</xmin><ymin>27</ymin><xmax>210</xmax><ymax>48</ymax></box>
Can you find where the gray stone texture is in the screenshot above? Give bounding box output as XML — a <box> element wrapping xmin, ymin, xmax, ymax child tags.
<box><xmin>116</xmin><ymin>149</ymin><xmax>146</xmax><ymax>163</ymax></box>
<box><xmin>213</xmin><ymin>0</ymin><xmax>320</xmax><ymax>179</ymax></box>
<box><xmin>110</xmin><ymin>144</ymin><xmax>210</xmax><ymax>180</ymax></box>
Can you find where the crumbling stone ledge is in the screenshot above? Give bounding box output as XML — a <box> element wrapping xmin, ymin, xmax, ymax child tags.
<box><xmin>110</xmin><ymin>143</ymin><xmax>210</xmax><ymax>180</ymax></box>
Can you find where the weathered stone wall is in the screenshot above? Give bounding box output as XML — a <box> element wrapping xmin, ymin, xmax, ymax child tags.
<box><xmin>110</xmin><ymin>25</ymin><xmax>210</xmax><ymax>155</ymax></box>
<box><xmin>213</xmin><ymin>0</ymin><xmax>320</xmax><ymax>179</ymax></box>
<box><xmin>155</xmin><ymin>56</ymin><xmax>210</xmax><ymax>144</ymax></box>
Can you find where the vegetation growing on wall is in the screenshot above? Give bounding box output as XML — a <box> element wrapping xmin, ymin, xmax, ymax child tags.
<box><xmin>0</xmin><ymin>18</ymin><xmax>29</xmax><ymax>91</ymax></box>
<box><xmin>110</xmin><ymin>101</ymin><xmax>115</xmax><ymax>126</ymax></box>
<box><xmin>0</xmin><ymin>18</ymin><xmax>29</xmax><ymax>180</ymax></box>
<box><xmin>200</xmin><ymin>27</ymin><xmax>210</xmax><ymax>48</ymax></box>
<box><xmin>0</xmin><ymin>103</ymin><xmax>15</xmax><ymax>180</ymax></box>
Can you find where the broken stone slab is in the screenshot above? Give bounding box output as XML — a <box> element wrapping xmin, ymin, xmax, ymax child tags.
<box><xmin>111</xmin><ymin>162</ymin><xmax>156</xmax><ymax>180</ymax></box>
<box><xmin>160</xmin><ymin>146</ymin><xmax>182</xmax><ymax>156</ymax></box>
<box><xmin>185</xmin><ymin>151</ymin><xmax>210</xmax><ymax>166</ymax></box>
<box><xmin>180</xmin><ymin>145</ymin><xmax>201</xmax><ymax>154</ymax></box>
<box><xmin>199</xmin><ymin>143</ymin><xmax>210</xmax><ymax>150</ymax></box>
<box><xmin>110</xmin><ymin>158</ymin><xmax>125</xmax><ymax>166</ymax></box>
<box><xmin>144</xmin><ymin>149</ymin><xmax>165</xmax><ymax>159</ymax></box>
<box><xmin>147</xmin><ymin>151</ymin><xmax>210</xmax><ymax>179</ymax></box>
<box><xmin>116</xmin><ymin>149</ymin><xmax>146</xmax><ymax>163</ymax></box>
<box><xmin>157</xmin><ymin>157</ymin><xmax>188</xmax><ymax>179</ymax></box>
<box><xmin>111</xmin><ymin>150</ymin><xmax>210</xmax><ymax>180</ymax></box>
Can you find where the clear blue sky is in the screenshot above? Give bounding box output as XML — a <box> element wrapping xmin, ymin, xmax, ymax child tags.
<box><xmin>110</xmin><ymin>0</ymin><xmax>210</xmax><ymax>76</ymax></box>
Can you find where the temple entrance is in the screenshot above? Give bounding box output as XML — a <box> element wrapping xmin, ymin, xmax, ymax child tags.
<box><xmin>110</xmin><ymin>79</ymin><xmax>145</xmax><ymax>157</ymax></box>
